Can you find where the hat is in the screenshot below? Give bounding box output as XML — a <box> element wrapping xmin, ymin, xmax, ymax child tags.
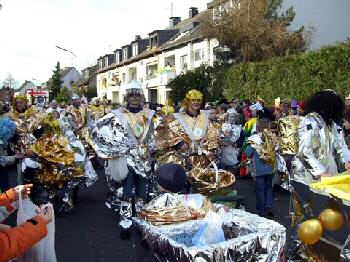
<box><xmin>126</xmin><ymin>81</ymin><xmax>142</xmax><ymax>91</ymax></box>
<box><xmin>155</xmin><ymin>163</ymin><xmax>187</xmax><ymax>193</ymax></box>
<box><xmin>71</xmin><ymin>94</ymin><xmax>80</xmax><ymax>100</ymax></box>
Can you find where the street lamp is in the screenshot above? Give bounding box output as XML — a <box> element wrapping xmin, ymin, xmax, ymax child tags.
<box><xmin>56</xmin><ymin>45</ymin><xmax>78</xmax><ymax>90</ymax></box>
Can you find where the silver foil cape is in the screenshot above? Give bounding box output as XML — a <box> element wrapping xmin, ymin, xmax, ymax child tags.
<box><xmin>89</xmin><ymin>112</ymin><xmax>152</xmax><ymax>178</ymax></box>
<box><xmin>134</xmin><ymin>209</ymin><xmax>286</xmax><ymax>262</ymax></box>
<box><xmin>294</xmin><ymin>112</ymin><xmax>350</xmax><ymax>185</ymax></box>
<box><xmin>60</xmin><ymin>117</ymin><xmax>98</xmax><ymax>187</ymax></box>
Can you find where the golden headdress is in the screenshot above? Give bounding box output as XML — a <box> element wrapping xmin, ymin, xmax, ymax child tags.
<box><xmin>12</xmin><ymin>95</ymin><xmax>28</xmax><ymax>113</ymax></box>
<box><xmin>183</xmin><ymin>89</ymin><xmax>203</xmax><ymax>108</ymax></box>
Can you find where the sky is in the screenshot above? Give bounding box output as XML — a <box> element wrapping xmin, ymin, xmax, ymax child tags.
<box><xmin>0</xmin><ymin>0</ymin><xmax>207</xmax><ymax>87</ymax></box>
<box><xmin>1</xmin><ymin>0</ymin><xmax>349</xmax><ymax>88</ymax></box>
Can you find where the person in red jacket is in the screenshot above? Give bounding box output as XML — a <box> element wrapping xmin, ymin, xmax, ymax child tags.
<box><xmin>0</xmin><ymin>184</ymin><xmax>53</xmax><ymax>262</ymax></box>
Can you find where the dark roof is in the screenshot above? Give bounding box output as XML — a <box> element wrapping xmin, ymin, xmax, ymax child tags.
<box><xmin>159</xmin><ymin>25</ymin><xmax>203</xmax><ymax>52</ymax></box>
<box><xmin>207</xmin><ymin>0</ymin><xmax>227</xmax><ymax>9</ymax></box>
<box><xmin>96</xmin><ymin>8</ymin><xmax>209</xmax><ymax>75</ymax></box>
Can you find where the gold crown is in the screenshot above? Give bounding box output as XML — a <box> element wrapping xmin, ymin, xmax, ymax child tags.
<box><xmin>161</xmin><ymin>105</ymin><xmax>175</xmax><ymax>115</ymax></box>
<box><xmin>185</xmin><ymin>89</ymin><xmax>203</xmax><ymax>101</ymax></box>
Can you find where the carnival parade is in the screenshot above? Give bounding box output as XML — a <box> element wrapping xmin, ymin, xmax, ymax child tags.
<box><xmin>1</xmin><ymin>0</ymin><xmax>350</xmax><ymax>261</ymax></box>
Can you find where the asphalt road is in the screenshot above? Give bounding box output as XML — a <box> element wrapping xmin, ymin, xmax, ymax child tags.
<box><xmin>55</xmin><ymin>170</ymin><xmax>154</xmax><ymax>262</ymax></box>
<box><xmin>54</xmin><ymin>171</ymin><xmax>292</xmax><ymax>262</ymax></box>
<box><xmin>7</xmin><ymin>167</ymin><xmax>337</xmax><ymax>261</ymax></box>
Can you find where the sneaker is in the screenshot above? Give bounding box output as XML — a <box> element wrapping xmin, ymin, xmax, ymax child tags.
<box><xmin>120</xmin><ymin>228</ymin><xmax>130</xmax><ymax>240</ymax></box>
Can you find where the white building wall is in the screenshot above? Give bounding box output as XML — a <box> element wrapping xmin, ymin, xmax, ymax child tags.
<box><xmin>97</xmin><ymin>38</ymin><xmax>219</xmax><ymax>105</ymax></box>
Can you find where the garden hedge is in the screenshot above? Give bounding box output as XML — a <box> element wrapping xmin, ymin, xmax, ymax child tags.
<box><xmin>223</xmin><ymin>41</ymin><xmax>350</xmax><ymax>104</ymax></box>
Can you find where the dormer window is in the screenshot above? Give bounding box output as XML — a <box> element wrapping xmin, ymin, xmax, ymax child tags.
<box><xmin>149</xmin><ymin>35</ymin><xmax>158</xmax><ymax>49</ymax></box>
<box><xmin>123</xmin><ymin>48</ymin><xmax>129</xmax><ymax>60</ymax></box>
<box><xmin>132</xmin><ymin>43</ymin><xmax>138</xmax><ymax>57</ymax></box>
<box><xmin>115</xmin><ymin>52</ymin><xmax>120</xmax><ymax>63</ymax></box>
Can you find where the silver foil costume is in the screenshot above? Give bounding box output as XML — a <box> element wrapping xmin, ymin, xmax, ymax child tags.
<box><xmin>89</xmin><ymin>107</ymin><xmax>155</xmax><ymax>230</ymax></box>
<box><xmin>293</xmin><ymin>112</ymin><xmax>350</xmax><ymax>185</ymax></box>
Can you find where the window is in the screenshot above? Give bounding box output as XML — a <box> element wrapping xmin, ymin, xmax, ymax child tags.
<box><xmin>102</xmin><ymin>78</ymin><xmax>107</xmax><ymax>89</ymax></box>
<box><xmin>122</xmin><ymin>73</ymin><xmax>126</xmax><ymax>83</ymax></box>
<box><xmin>132</xmin><ymin>44</ymin><xmax>138</xmax><ymax>57</ymax></box>
<box><xmin>129</xmin><ymin>67</ymin><xmax>137</xmax><ymax>82</ymax></box>
<box><xmin>115</xmin><ymin>52</ymin><xmax>120</xmax><ymax>63</ymax></box>
<box><xmin>146</xmin><ymin>64</ymin><xmax>158</xmax><ymax>79</ymax></box>
<box><xmin>123</xmin><ymin>48</ymin><xmax>128</xmax><ymax>60</ymax></box>
<box><xmin>180</xmin><ymin>55</ymin><xmax>188</xmax><ymax>70</ymax></box>
<box><xmin>194</xmin><ymin>49</ymin><xmax>205</xmax><ymax>62</ymax></box>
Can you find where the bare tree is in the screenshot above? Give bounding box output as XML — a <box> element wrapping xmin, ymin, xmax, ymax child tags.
<box><xmin>201</xmin><ymin>0</ymin><xmax>313</xmax><ymax>63</ymax></box>
<box><xmin>3</xmin><ymin>73</ymin><xmax>18</xmax><ymax>89</ymax></box>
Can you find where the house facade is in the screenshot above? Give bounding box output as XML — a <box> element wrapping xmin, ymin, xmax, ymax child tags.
<box><xmin>96</xmin><ymin>6</ymin><xmax>219</xmax><ymax>105</ymax></box>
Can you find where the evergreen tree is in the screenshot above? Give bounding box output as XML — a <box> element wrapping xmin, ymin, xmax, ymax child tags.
<box><xmin>49</xmin><ymin>62</ymin><xmax>62</xmax><ymax>101</ymax></box>
<box><xmin>56</xmin><ymin>86</ymin><xmax>71</xmax><ymax>104</ymax></box>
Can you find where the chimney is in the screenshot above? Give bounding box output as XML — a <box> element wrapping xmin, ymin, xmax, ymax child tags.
<box><xmin>169</xmin><ymin>17</ymin><xmax>181</xmax><ymax>27</ymax></box>
<box><xmin>135</xmin><ymin>35</ymin><xmax>141</xmax><ymax>41</ymax></box>
<box><xmin>189</xmin><ymin>7</ymin><xmax>198</xmax><ymax>18</ymax></box>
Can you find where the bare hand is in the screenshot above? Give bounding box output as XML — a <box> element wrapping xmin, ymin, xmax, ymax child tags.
<box><xmin>0</xmin><ymin>224</ymin><xmax>11</xmax><ymax>232</ymax></box>
<box><xmin>345</xmin><ymin>162</ymin><xmax>350</xmax><ymax>171</ymax></box>
<box><xmin>14</xmin><ymin>184</ymin><xmax>33</xmax><ymax>200</ymax></box>
<box><xmin>25</xmin><ymin>150</ymin><xmax>35</xmax><ymax>157</ymax></box>
<box><xmin>320</xmin><ymin>172</ymin><xmax>331</xmax><ymax>179</ymax></box>
<box><xmin>36</xmin><ymin>205</ymin><xmax>53</xmax><ymax>224</ymax></box>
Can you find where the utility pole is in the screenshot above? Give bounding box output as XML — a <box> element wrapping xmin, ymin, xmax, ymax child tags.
<box><xmin>171</xmin><ymin>2</ymin><xmax>173</xmax><ymax>17</ymax></box>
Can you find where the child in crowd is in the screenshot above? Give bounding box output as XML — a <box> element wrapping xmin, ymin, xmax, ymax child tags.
<box><xmin>245</xmin><ymin>118</ymin><xmax>274</xmax><ymax>218</ymax></box>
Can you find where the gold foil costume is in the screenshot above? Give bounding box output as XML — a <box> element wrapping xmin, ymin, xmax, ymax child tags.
<box><xmin>8</xmin><ymin>105</ymin><xmax>44</xmax><ymax>152</ymax></box>
<box><xmin>278</xmin><ymin>115</ymin><xmax>300</xmax><ymax>155</ymax></box>
<box><xmin>65</xmin><ymin>105</ymin><xmax>87</xmax><ymax>132</ymax></box>
<box><xmin>155</xmin><ymin>110</ymin><xmax>235</xmax><ymax>195</ymax></box>
<box><xmin>30</xmin><ymin>114</ymin><xmax>84</xmax><ymax>188</ymax></box>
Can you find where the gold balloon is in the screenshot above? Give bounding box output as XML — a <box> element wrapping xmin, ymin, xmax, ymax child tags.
<box><xmin>298</xmin><ymin>219</ymin><xmax>323</xmax><ymax>245</ymax></box>
<box><xmin>319</xmin><ymin>209</ymin><xmax>343</xmax><ymax>231</ymax></box>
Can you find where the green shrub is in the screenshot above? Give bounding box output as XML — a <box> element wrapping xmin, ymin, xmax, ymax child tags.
<box><xmin>223</xmin><ymin>41</ymin><xmax>350</xmax><ymax>104</ymax></box>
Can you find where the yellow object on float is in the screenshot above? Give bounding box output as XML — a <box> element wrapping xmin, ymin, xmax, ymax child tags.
<box><xmin>319</xmin><ymin>208</ymin><xmax>343</xmax><ymax>231</ymax></box>
<box><xmin>310</xmin><ymin>174</ymin><xmax>350</xmax><ymax>202</ymax></box>
<box><xmin>298</xmin><ymin>219</ymin><xmax>323</xmax><ymax>245</ymax></box>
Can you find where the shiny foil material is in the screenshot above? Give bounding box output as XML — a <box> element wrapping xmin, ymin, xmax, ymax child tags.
<box><xmin>60</xmin><ymin>117</ymin><xmax>98</xmax><ymax>187</ymax></box>
<box><xmin>134</xmin><ymin>208</ymin><xmax>286</xmax><ymax>262</ymax></box>
<box><xmin>188</xmin><ymin>167</ymin><xmax>235</xmax><ymax>195</ymax></box>
<box><xmin>139</xmin><ymin>193</ymin><xmax>211</xmax><ymax>225</ymax></box>
<box><xmin>89</xmin><ymin>112</ymin><xmax>152</xmax><ymax>178</ymax></box>
<box><xmin>294</xmin><ymin>112</ymin><xmax>350</xmax><ymax>185</ymax></box>
<box><xmin>278</xmin><ymin>116</ymin><xmax>300</xmax><ymax>155</ymax></box>
<box><xmin>8</xmin><ymin>106</ymin><xmax>44</xmax><ymax>152</ymax></box>
<box><xmin>155</xmin><ymin>112</ymin><xmax>220</xmax><ymax>173</ymax></box>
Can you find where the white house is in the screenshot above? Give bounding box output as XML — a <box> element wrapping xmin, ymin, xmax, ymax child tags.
<box><xmin>96</xmin><ymin>6</ymin><xmax>219</xmax><ymax>105</ymax></box>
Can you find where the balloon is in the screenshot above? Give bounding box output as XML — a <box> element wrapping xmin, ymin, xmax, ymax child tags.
<box><xmin>319</xmin><ymin>208</ymin><xmax>343</xmax><ymax>231</ymax></box>
<box><xmin>298</xmin><ymin>219</ymin><xmax>323</xmax><ymax>245</ymax></box>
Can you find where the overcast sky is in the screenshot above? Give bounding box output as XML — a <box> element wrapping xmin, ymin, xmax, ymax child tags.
<box><xmin>0</xmin><ymin>0</ymin><xmax>207</xmax><ymax>86</ymax></box>
<box><xmin>1</xmin><ymin>0</ymin><xmax>349</xmax><ymax>87</ymax></box>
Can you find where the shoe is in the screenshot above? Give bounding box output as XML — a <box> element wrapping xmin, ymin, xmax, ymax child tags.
<box><xmin>258</xmin><ymin>211</ymin><xmax>266</xmax><ymax>218</ymax></box>
<box><xmin>120</xmin><ymin>228</ymin><xmax>130</xmax><ymax>240</ymax></box>
<box><xmin>266</xmin><ymin>208</ymin><xmax>274</xmax><ymax>218</ymax></box>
